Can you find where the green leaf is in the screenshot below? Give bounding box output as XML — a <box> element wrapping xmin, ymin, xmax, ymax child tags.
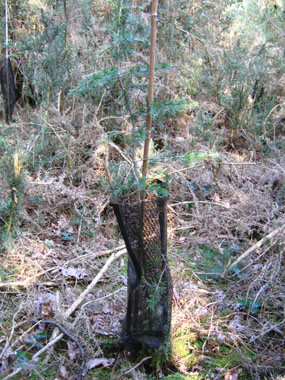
<box><xmin>237</xmin><ymin>298</ymin><xmax>247</xmax><ymax>307</ymax></box>
<box><xmin>35</xmin><ymin>332</ymin><xmax>47</xmax><ymax>340</ymax></box>
<box><xmin>17</xmin><ymin>351</ymin><xmax>32</xmax><ymax>362</ymax></box>
<box><xmin>237</xmin><ymin>298</ymin><xmax>261</xmax><ymax>311</ymax></box>
<box><xmin>232</xmin><ymin>267</ymin><xmax>247</xmax><ymax>277</ymax></box>
<box><xmin>61</xmin><ymin>232</ymin><xmax>74</xmax><ymax>241</ymax></box>
<box><xmin>251</xmin><ymin>301</ymin><xmax>261</xmax><ymax>309</ymax></box>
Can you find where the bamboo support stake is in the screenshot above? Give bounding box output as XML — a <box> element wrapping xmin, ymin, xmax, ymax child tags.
<box><xmin>4</xmin><ymin>0</ymin><xmax>10</xmax><ymax>124</ymax></box>
<box><xmin>142</xmin><ymin>0</ymin><xmax>158</xmax><ymax>177</ymax></box>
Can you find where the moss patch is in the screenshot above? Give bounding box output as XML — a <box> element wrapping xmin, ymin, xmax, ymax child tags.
<box><xmin>99</xmin><ymin>336</ymin><xmax>123</xmax><ymax>356</ymax></box>
<box><xmin>162</xmin><ymin>373</ymin><xmax>204</xmax><ymax>380</ymax></box>
<box><xmin>172</xmin><ymin>333</ymin><xmax>200</xmax><ymax>369</ymax></box>
<box><xmin>206</xmin><ymin>347</ymin><xmax>255</xmax><ymax>378</ymax></box>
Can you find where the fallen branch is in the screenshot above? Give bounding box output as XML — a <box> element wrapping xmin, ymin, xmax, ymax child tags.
<box><xmin>64</xmin><ymin>249</ymin><xmax>125</xmax><ymax>318</ymax></box>
<box><xmin>169</xmin><ymin>200</ymin><xmax>230</xmax><ymax>209</ymax></box>
<box><xmin>0</xmin><ymin>280</ymin><xmax>82</xmax><ymax>289</ymax></box>
<box><xmin>0</xmin><ymin>246</ymin><xmax>127</xmax><ymax>289</ymax></box>
<box><xmin>0</xmin><ymin>280</ymin><xmax>37</xmax><ymax>289</ymax></box>
<box><xmin>44</xmin><ymin>249</ymin><xmax>126</xmax><ymax>369</ymax></box>
<box><xmin>67</xmin><ymin>245</ymin><xmax>126</xmax><ymax>264</ymax></box>
<box><xmin>1</xmin><ymin>332</ymin><xmax>65</xmax><ymax>380</ymax></box>
<box><xmin>31</xmin><ymin>320</ymin><xmax>85</xmax><ymax>380</ymax></box>
<box><xmin>108</xmin><ymin>141</ymin><xmax>132</xmax><ymax>165</ymax></box>
<box><xmin>1</xmin><ymin>368</ymin><xmax>21</xmax><ymax>380</ymax></box>
<box><xmin>1</xmin><ymin>249</ymin><xmax>126</xmax><ymax>380</ymax></box>
<box><xmin>225</xmin><ymin>224</ymin><xmax>285</xmax><ymax>274</ymax></box>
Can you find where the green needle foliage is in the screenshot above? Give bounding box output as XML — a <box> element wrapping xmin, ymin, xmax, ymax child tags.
<box><xmin>70</xmin><ymin>0</ymin><xmax>191</xmax><ymax>195</ymax></box>
<box><xmin>18</xmin><ymin>7</ymin><xmax>72</xmax><ymax>107</ymax></box>
<box><xmin>0</xmin><ymin>141</ymin><xmax>25</xmax><ymax>235</ymax></box>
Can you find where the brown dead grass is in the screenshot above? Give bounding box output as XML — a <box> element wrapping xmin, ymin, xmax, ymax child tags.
<box><xmin>0</xmin><ymin>105</ymin><xmax>284</xmax><ymax>379</ymax></box>
<box><xmin>0</xmin><ymin>2</ymin><xmax>284</xmax><ymax>377</ymax></box>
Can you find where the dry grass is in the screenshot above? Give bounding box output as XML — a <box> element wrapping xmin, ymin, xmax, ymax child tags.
<box><xmin>0</xmin><ymin>106</ymin><xmax>284</xmax><ymax>379</ymax></box>
<box><xmin>0</xmin><ymin>1</ymin><xmax>284</xmax><ymax>379</ymax></box>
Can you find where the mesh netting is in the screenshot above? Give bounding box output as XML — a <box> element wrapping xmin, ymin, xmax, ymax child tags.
<box><xmin>0</xmin><ymin>57</ymin><xmax>18</xmax><ymax>123</ymax></box>
<box><xmin>111</xmin><ymin>196</ymin><xmax>172</xmax><ymax>355</ymax></box>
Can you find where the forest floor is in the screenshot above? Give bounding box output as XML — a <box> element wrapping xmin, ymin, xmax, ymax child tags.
<box><xmin>0</xmin><ymin>107</ymin><xmax>284</xmax><ymax>380</ymax></box>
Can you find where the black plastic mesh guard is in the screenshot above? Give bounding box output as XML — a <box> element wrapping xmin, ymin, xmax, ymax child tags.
<box><xmin>0</xmin><ymin>57</ymin><xmax>18</xmax><ymax>123</ymax></box>
<box><xmin>111</xmin><ymin>196</ymin><xmax>172</xmax><ymax>355</ymax></box>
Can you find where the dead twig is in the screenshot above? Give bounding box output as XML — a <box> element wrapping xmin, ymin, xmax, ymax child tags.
<box><xmin>36</xmin><ymin>283</ymin><xmax>41</xmax><ymax>318</ymax></box>
<box><xmin>108</xmin><ymin>141</ymin><xmax>132</xmax><ymax>165</ymax></box>
<box><xmin>81</xmin><ymin>286</ymin><xmax>126</xmax><ymax>310</ymax></box>
<box><xmin>0</xmin><ymin>304</ymin><xmax>23</xmax><ymax>360</ymax></box>
<box><xmin>31</xmin><ymin>319</ymin><xmax>85</xmax><ymax>380</ymax></box>
<box><xmin>0</xmin><ymin>280</ymin><xmax>72</xmax><ymax>289</ymax></box>
<box><xmin>1</xmin><ymin>368</ymin><xmax>21</xmax><ymax>380</ymax></box>
<box><xmin>224</xmin><ymin>224</ymin><xmax>285</xmax><ymax>274</ymax></box>
<box><xmin>114</xmin><ymin>356</ymin><xmax>152</xmax><ymax>380</ymax></box>
<box><xmin>47</xmin><ymin>249</ymin><xmax>126</xmax><ymax>358</ymax></box>
<box><xmin>0</xmin><ymin>331</ymin><xmax>66</xmax><ymax>380</ymax></box>
<box><xmin>62</xmin><ymin>245</ymin><xmax>126</xmax><ymax>265</ymax></box>
<box><xmin>1</xmin><ymin>250</ymin><xmax>125</xmax><ymax>380</ymax></box>
<box><xmin>169</xmin><ymin>200</ymin><xmax>230</xmax><ymax>209</ymax></box>
<box><xmin>0</xmin><ymin>246</ymin><xmax>127</xmax><ymax>289</ymax></box>
<box><xmin>64</xmin><ymin>249</ymin><xmax>125</xmax><ymax>318</ymax></box>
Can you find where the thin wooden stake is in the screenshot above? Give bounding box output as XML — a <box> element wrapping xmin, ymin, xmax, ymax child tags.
<box><xmin>142</xmin><ymin>0</ymin><xmax>158</xmax><ymax>178</ymax></box>
<box><xmin>4</xmin><ymin>0</ymin><xmax>10</xmax><ymax>124</ymax></box>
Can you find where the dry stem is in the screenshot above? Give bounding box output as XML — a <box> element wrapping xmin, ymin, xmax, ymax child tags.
<box><xmin>1</xmin><ymin>249</ymin><xmax>126</xmax><ymax>380</ymax></box>
<box><xmin>225</xmin><ymin>224</ymin><xmax>285</xmax><ymax>273</ymax></box>
<box><xmin>115</xmin><ymin>356</ymin><xmax>152</xmax><ymax>380</ymax></box>
<box><xmin>64</xmin><ymin>250</ymin><xmax>125</xmax><ymax>318</ymax></box>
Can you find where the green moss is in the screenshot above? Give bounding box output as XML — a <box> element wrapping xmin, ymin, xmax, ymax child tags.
<box><xmin>117</xmin><ymin>261</ymin><xmax>127</xmax><ymax>276</ymax></box>
<box><xmin>136</xmin><ymin>339</ymin><xmax>172</xmax><ymax>371</ymax></box>
<box><xmin>210</xmin><ymin>347</ymin><xmax>255</xmax><ymax>368</ymax></box>
<box><xmin>172</xmin><ymin>328</ymin><xmax>255</xmax><ymax>380</ymax></box>
<box><xmin>0</xmin><ymin>263</ymin><xmax>17</xmax><ymax>282</ymax></box>
<box><xmin>99</xmin><ymin>336</ymin><xmax>123</xmax><ymax>356</ymax></box>
<box><xmin>89</xmin><ymin>367</ymin><xmax>112</xmax><ymax>379</ymax></box>
<box><xmin>204</xmin><ymin>347</ymin><xmax>256</xmax><ymax>379</ymax></box>
<box><xmin>172</xmin><ymin>338</ymin><xmax>189</xmax><ymax>358</ymax></box>
<box><xmin>219</xmin><ymin>308</ymin><xmax>232</xmax><ymax>317</ymax></box>
<box><xmin>162</xmin><ymin>373</ymin><xmax>203</xmax><ymax>380</ymax></box>
<box><xmin>12</xmin><ymin>364</ymin><xmax>56</xmax><ymax>379</ymax></box>
<box><xmin>172</xmin><ymin>334</ymin><xmax>200</xmax><ymax>368</ymax></box>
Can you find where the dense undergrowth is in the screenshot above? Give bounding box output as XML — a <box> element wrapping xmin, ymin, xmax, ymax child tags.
<box><xmin>0</xmin><ymin>0</ymin><xmax>284</xmax><ymax>379</ymax></box>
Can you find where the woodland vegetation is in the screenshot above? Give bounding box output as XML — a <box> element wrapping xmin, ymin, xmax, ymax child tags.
<box><xmin>0</xmin><ymin>0</ymin><xmax>284</xmax><ymax>379</ymax></box>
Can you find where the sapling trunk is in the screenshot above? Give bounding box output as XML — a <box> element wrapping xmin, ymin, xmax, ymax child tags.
<box><xmin>110</xmin><ymin>1</ymin><xmax>172</xmax><ymax>360</ymax></box>
<box><xmin>142</xmin><ymin>0</ymin><xmax>158</xmax><ymax>178</ymax></box>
